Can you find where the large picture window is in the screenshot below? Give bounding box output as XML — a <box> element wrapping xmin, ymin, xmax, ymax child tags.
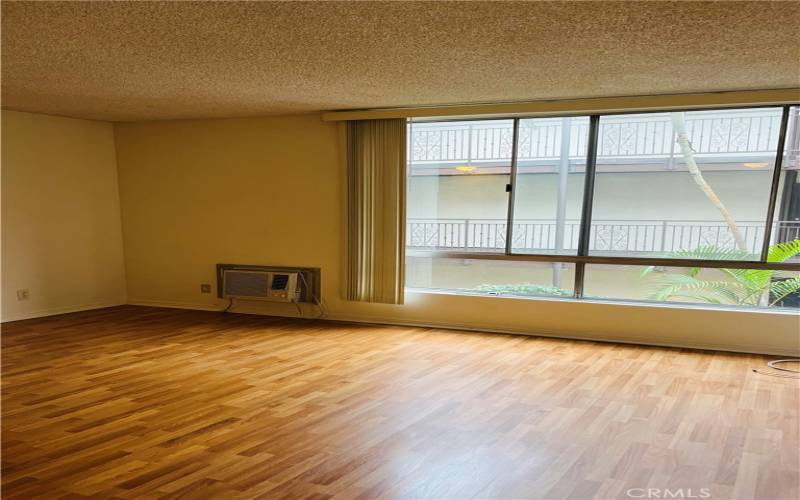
<box><xmin>406</xmin><ymin>105</ymin><xmax>800</xmax><ymax>310</ymax></box>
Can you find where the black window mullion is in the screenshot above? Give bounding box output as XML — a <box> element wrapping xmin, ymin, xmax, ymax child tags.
<box><xmin>574</xmin><ymin>115</ymin><xmax>600</xmax><ymax>298</ymax></box>
<box><xmin>504</xmin><ymin>118</ymin><xmax>520</xmax><ymax>255</ymax></box>
<box><xmin>760</xmin><ymin>105</ymin><xmax>791</xmax><ymax>262</ymax></box>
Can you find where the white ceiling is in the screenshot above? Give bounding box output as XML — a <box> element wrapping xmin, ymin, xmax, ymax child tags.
<box><xmin>2</xmin><ymin>1</ymin><xmax>799</xmax><ymax>122</ymax></box>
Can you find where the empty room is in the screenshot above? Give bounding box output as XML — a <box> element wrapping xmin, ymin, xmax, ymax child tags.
<box><xmin>2</xmin><ymin>1</ymin><xmax>799</xmax><ymax>499</ymax></box>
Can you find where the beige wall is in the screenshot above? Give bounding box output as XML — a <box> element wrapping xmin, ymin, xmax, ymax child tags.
<box><xmin>1</xmin><ymin>110</ymin><xmax>126</xmax><ymax>321</ymax></box>
<box><xmin>114</xmin><ymin>114</ymin><xmax>799</xmax><ymax>355</ymax></box>
<box><xmin>114</xmin><ymin>115</ymin><xmax>342</xmax><ymax>312</ymax></box>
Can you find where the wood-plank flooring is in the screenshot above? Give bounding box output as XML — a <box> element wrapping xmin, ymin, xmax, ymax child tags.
<box><xmin>2</xmin><ymin>306</ymin><xmax>798</xmax><ymax>499</ymax></box>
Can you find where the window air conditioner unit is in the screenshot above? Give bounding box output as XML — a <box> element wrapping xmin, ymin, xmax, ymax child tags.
<box><xmin>222</xmin><ymin>269</ymin><xmax>300</xmax><ymax>303</ymax></box>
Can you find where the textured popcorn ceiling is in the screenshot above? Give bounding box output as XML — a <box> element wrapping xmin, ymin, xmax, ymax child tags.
<box><xmin>2</xmin><ymin>1</ymin><xmax>799</xmax><ymax>122</ymax></box>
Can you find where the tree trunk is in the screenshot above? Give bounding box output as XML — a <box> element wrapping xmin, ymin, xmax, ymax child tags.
<box><xmin>670</xmin><ymin>112</ymin><xmax>749</xmax><ymax>252</ymax></box>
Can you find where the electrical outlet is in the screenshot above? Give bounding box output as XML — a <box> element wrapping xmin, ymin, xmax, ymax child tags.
<box><xmin>200</xmin><ymin>284</ymin><xmax>211</xmax><ymax>294</ymax></box>
<box><xmin>17</xmin><ymin>289</ymin><xmax>30</xmax><ymax>301</ymax></box>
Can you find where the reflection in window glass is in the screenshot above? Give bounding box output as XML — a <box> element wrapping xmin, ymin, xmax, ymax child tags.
<box><xmin>589</xmin><ymin>108</ymin><xmax>783</xmax><ymax>260</ymax></box>
<box><xmin>407</xmin><ymin>119</ymin><xmax>513</xmax><ymax>253</ymax></box>
<box><xmin>510</xmin><ymin>116</ymin><xmax>590</xmax><ymax>255</ymax></box>
<box><xmin>583</xmin><ymin>264</ymin><xmax>800</xmax><ymax>309</ymax></box>
<box><xmin>406</xmin><ymin>256</ymin><xmax>575</xmax><ymax>298</ymax></box>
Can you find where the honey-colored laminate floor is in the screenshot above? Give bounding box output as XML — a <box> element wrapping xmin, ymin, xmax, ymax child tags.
<box><xmin>2</xmin><ymin>306</ymin><xmax>797</xmax><ymax>499</ymax></box>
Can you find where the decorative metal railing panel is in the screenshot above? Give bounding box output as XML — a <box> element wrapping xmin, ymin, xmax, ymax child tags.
<box><xmin>407</xmin><ymin>218</ymin><xmax>800</xmax><ymax>256</ymax></box>
<box><xmin>410</xmin><ymin>109</ymin><xmax>782</xmax><ymax>164</ymax></box>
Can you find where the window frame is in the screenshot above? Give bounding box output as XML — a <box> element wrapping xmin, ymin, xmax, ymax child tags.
<box><xmin>407</xmin><ymin>104</ymin><xmax>800</xmax><ymax>301</ymax></box>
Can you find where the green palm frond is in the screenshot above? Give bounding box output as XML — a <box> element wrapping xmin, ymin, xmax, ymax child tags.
<box><xmin>661</xmin><ymin>293</ymin><xmax>726</xmax><ymax>305</ymax></box>
<box><xmin>767</xmin><ymin>239</ymin><xmax>800</xmax><ymax>263</ymax></box>
<box><xmin>769</xmin><ymin>277</ymin><xmax>800</xmax><ymax>306</ymax></box>
<box><xmin>644</xmin><ymin>274</ymin><xmax>744</xmax><ymax>304</ymax></box>
<box><xmin>643</xmin><ymin>239</ymin><xmax>800</xmax><ymax>308</ymax></box>
<box><xmin>718</xmin><ymin>267</ymin><xmax>773</xmax><ymax>292</ymax></box>
<box><xmin>641</xmin><ymin>245</ymin><xmax>757</xmax><ymax>280</ymax></box>
<box><xmin>666</xmin><ymin>245</ymin><xmax>756</xmax><ymax>261</ymax></box>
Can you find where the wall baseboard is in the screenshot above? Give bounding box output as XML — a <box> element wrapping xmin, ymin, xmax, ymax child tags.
<box><xmin>2</xmin><ymin>300</ymin><xmax>127</xmax><ymax>323</ymax></box>
<box><xmin>127</xmin><ymin>298</ymin><xmax>225</xmax><ymax>312</ymax></box>
<box><xmin>124</xmin><ymin>299</ymin><xmax>798</xmax><ymax>357</ymax></box>
<box><xmin>324</xmin><ymin>313</ymin><xmax>798</xmax><ymax>357</ymax></box>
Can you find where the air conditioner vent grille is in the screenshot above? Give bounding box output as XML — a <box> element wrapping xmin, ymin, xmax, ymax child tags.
<box><xmin>224</xmin><ymin>271</ymin><xmax>269</xmax><ymax>298</ymax></box>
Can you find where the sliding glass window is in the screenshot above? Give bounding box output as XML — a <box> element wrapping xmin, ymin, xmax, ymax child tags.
<box><xmin>771</xmin><ymin>106</ymin><xmax>800</xmax><ymax>249</ymax></box>
<box><xmin>406</xmin><ymin>119</ymin><xmax>578</xmax><ymax>298</ymax></box>
<box><xmin>510</xmin><ymin>117</ymin><xmax>590</xmax><ymax>255</ymax></box>
<box><xmin>405</xmin><ymin>105</ymin><xmax>800</xmax><ymax>311</ymax></box>
<box><xmin>407</xmin><ymin>119</ymin><xmax>513</xmax><ymax>252</ymax></box>
<box><xmin>589</xmin><ymin>108</ymin><xmax>782</xmax><ymax>260</ymax></box>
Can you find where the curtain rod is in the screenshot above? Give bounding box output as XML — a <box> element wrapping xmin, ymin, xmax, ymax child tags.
<box><xmin>321</xmin><ymin>89</ymin><xmax>800</xmax><ymax>122</ymax></box>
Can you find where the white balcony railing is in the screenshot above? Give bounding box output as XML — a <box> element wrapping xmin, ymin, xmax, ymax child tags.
<box><xmin>407</xmin><ymin>218</ymin><xmax>800</xmax><ymax>256</ymax></box>
<box><xmin>410</xmin><ymin>109</ymin><xmax>784</xmax><ymax>165</ymax></box>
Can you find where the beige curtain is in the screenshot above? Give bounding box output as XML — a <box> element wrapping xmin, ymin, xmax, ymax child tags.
<box><xmin>346</xmin><ymin>119</ymin><xmax>407</xmax><ymax>304</ymax></box>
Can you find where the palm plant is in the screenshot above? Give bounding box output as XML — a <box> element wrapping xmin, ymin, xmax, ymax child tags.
<box><xmin>646</xmin><ymin>113</ymin><xmax>799</xmax><ymax>308</ymax></box>
<box><xmin>641</xmin><ymin>239</ymin><xmax>800</xmax><ymax>307</ymax></box>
